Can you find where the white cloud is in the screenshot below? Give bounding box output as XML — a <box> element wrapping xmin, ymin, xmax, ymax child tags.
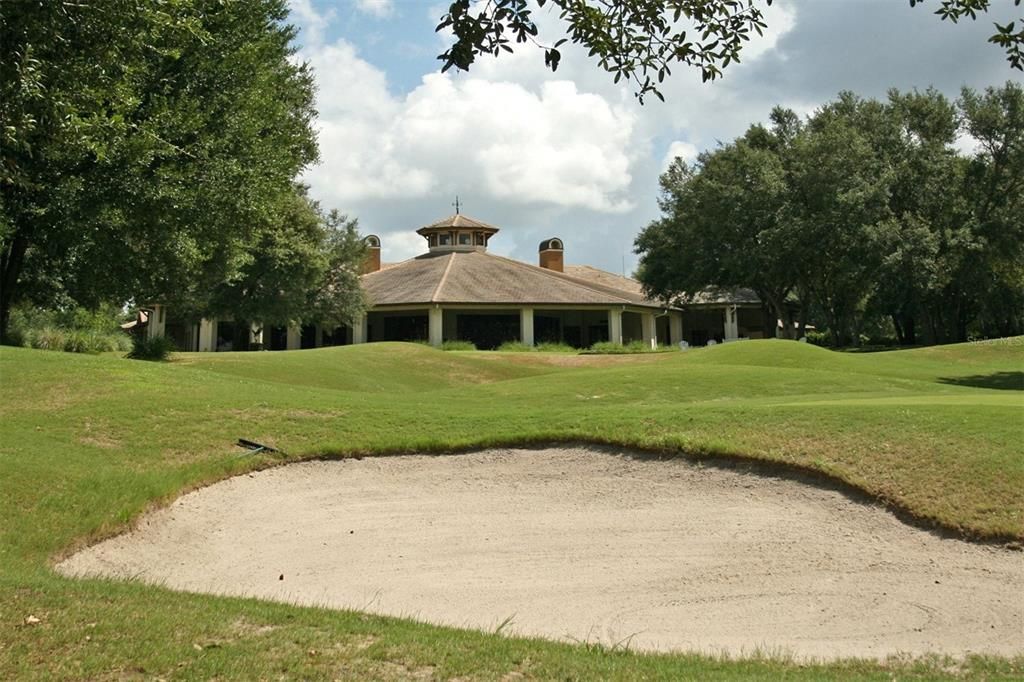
<box><xmin>378</xmin><ymin>230</ymin><xmax>425</xmax><ymax>264</ymax></box>
<box><xmin>301</xmin><ymin>40</ymin><xmax>638</xmax><ymax>214</ymax></box>
<box><xmin>663</xmin><ymin>140</ymin><xmax>698</xmax><ymax>169</ymax></box>
<box><xmin>287</xmin><ymin>0</ymin><xmax>334</xmax><ymax>47</ymax></box>
<box><xmin>355</xmin><ymin>0</ymin><xmax>394</xmax><ymax>18</ymax></box>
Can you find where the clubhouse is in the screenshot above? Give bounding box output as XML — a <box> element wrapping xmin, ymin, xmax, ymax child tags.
<box><xmin>140</xmin><ymin>213</ymin><xmax>777</xmax><ymax>351</ymax></box>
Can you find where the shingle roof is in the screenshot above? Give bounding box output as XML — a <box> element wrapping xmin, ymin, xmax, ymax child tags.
<box><xmin>362</xmin><ymin>251</ymin><xmax>673</xmax><ymax>309</ymax></box>
<box><xmin>563</xmin><ymin>265</ymin><xmax>645</xmax><ymax>296</ymax></box>
<box><xmin>683</xmin><ymin>286</ymin><xmax>762</xmax><ymax>306</ymax></box>
<box><xmin>419</xmin><ymin>214</ymin><xmax>499</xmax><ymax>231</ymax></box>
<box><xmin>564</xmin><ymin>265</ymin><xmax>762</xmax><ymax>307</ymax></box>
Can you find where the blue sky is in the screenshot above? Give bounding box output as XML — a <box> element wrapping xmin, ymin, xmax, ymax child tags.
<box><xmin>288</xmin><ymin>0</ymin><xmax>1020</xmax><ymax>274</ymax></box>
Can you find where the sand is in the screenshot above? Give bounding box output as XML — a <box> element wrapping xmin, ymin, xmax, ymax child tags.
<box><xmin>57</xmin><ymin>446</ymin><xmax>1023</xmax><ymax>660</ymax></box>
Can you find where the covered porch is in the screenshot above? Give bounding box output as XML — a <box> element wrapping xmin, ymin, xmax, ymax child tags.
<box><xmin>356</xmin><ymin>304</ymin><xmax>683</xmax><ymax>350</ymax></box>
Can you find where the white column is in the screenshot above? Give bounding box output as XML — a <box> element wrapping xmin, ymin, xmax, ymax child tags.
<box><xmin>352</xmin><ymin>315</ymin><xmax>367</xmax><ymax>344</ymax></box>
<box><xmin>670</xmin><ymin>312</ymin><xmax>683</xmax><ymax>346</ymax></box>
<box><xmin>608</xmin><ymin>308</ymin><xmax>623</xmax><ymax>345</ymax></box>
<box><xmin>428</xmin><ymin>307</ymin><xmax>444</xmax><ymax>347</ymax></box>
<box><xmin>147</xmin><ymin>304</ymin><xmax>166</xmax><ymax>340</ymax></box>
<box><xmin>286</xmin><ymin>325</ymin><xmax>301</xmax><ymax>350</ymax></box>
<box><xmin>520</xmin><ymin>307</ymin><xmax>534</xmax><ymax>346</ymax></box>
<box><xmin>641</xmin><ymin>311</ymin><xmax>657</xmax><ymax>350</ymax></box>
<box><xmin>724</xmin><ymin>305</ymin><xmax>739</xmax><ymax>341</ymax></box>
<box><xmin>198</xmin><ymin>319</ymin><xmax>216</xmax><ymax>352</ymax></box>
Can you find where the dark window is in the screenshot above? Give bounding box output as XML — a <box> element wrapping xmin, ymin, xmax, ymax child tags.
<box><xmin>458</xmin><ymin>232</ymin><xmax>471</xmax><ymax>245</ymax></box>
<box><xmin>429</xmin><ymin>234</ymin><xmax>437</xmax><ymax>247</ymax></box>
<box><xmin>439</xmin><ymin>233</ymin><xmax>451</xmax><ymax>245</ymax></box>
<box><xmin>475</xmin><ymin>233</ymin><xmax>485</xmax><ymax>245</ymax></box>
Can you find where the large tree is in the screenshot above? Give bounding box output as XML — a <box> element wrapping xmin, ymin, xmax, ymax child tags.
<box><xmin>636</xmin><ymin>83</ymin><xmax>1024</xmax><ymax>346</ymax></box>
<box><xmin>0</xmin><ymin>0</ymin><xmax>361</xmax><ymax>341</ymax></box>
<box><xmin>634</xmin><ymin>127</ymin><xmax>799</xmax><ymax>337</ymax></box>
<box><xmin>437</xmin><ymin>0</ymin><xmax>1023</xmax><ymax>102</ymax></box>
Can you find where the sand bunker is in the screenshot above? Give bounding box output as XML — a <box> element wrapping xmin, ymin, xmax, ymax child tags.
<box><xmin>58</xmin><ymin>447</ymin><xmax>1023</xmax><ymax>660</ymax></box>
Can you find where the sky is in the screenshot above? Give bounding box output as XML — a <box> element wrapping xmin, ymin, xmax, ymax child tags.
<box><xmin>287</xmin><ymin>0</ymin><xmax>1020</xmax><ymax>275</ymax></box>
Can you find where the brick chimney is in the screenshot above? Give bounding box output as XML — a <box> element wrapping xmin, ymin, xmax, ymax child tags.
<box><xmin>362</xmin><ymin>235</ymin><xmax>381</xmax><ymax>274</ymax></box>
<box><xmin>538</xmin><ymin>237</ymin><xmax>564</xmax><ymax>272</ymax></box>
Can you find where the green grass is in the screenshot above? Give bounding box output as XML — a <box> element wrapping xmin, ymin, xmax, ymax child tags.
<box><xmin>2</xmin><ymin>338</ymin><xmax>1023</xmax><ymax>679</ymax></box>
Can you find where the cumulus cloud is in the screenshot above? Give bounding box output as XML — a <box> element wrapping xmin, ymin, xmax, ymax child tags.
<box><xmin>663</xmin><ymin>140</ymin><xmax>698</xmax><ymax>169</ymax></box>
<box><xmin>301</xmin><ymin>40</ymin><xmax>638</xmax><ymax>214</ymax></box>
<box><xmin>290</xmin><ymin>0</ymin><xmax>1017</xmax><ymax>272</ymax></box>
<box><xmin>355</xmin><ymin>0</ymin><xmax>394</xmax><ymax>18</ymax></box>
<box><xmin>287</xmin><ymin>0</ymin><xmax>334</xmax><ymax>47</ymax></box>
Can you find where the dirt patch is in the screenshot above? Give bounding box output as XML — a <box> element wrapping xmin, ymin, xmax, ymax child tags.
<box><xmin>57</xmin><ymin>447</ymin><xmax>1023</xmax><ymax>661</ymax></box>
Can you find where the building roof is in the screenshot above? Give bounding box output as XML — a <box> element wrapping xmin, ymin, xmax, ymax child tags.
<box><xmin>563</xmin><ymin>265</ymin><xmax>645</xmax><ymax>296</ymax></box>
<box><xmin>417</xmin><ymin>213</ymin><xmax>500</xmax><ymax>234</ymax></box>
<box><xmin>362</xmin><ymin>251</ymin><xmax>673</xmax><ymax>309</ymax></box>
<box><xmin>564</xmin><ymin>266</ymin><xmax>761</xmax><ymax>307</ymax></box>
<box><xmin>683</xmin><ymin>286</ymin><xmax>762</xmax><ymax>306</ymax></box>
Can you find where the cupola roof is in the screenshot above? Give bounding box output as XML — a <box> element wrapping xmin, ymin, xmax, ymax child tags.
<box><xmin>416</xmin><ymin>213</ymin><xmax>499</xmax><ymax>236</ymax></box>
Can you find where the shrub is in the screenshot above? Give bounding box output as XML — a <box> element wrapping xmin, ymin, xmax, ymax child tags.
<box><xmin>805</xmin><ymin>331</ymin><xmax>831</xmax><ymax>347</ymax></box>
<box><xmin>441</xmin><ymin>340</ymin><xmax>476</xmax><ymax>351</ymax></box>
<box><xmin>534</xmin><ymin>342</ymin><xmax>576</xmax><ymax>353</ymax></box>
<box><xmin>585</xmin><ymin>341</ymin><xmax>630</xmax><ymax>354</ymax></box>
<box><xmin>7</xmin><ymin>305</ymin><xmax>132</xmax><ymax>354</ymax></box>
<box><xmin>584</xmin><ymin>340</ymin><xmax>668</xmax><ymax>354</ymax></box>
<box><xmin>127</xmin><ymin>335</ymin><xmax>177</xmax><ymax>361</ymax></box>
<box><xmin>497</xmin><ymin>341</ymin><xmax>534</xmax><ymax>352</ymax></box>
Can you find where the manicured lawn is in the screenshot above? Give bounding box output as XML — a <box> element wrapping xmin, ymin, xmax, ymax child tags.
<box><xmin>2</xmin><ymin>339</ymin><xmax>1022</xmax><ymax>679</ymax></box>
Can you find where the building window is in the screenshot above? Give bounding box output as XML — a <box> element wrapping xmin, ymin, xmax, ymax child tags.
<box><xmin>458</xmin><ymin>232</ymin><xmax>471</xmax><ymax>245</ymax></box>
<box><xmin>475</xmin><ymin>232</ymin><xmax>485</xmax><ymax>245</ymax></box>
<box><xmin>429</xmin><ymin>234</ymin><xmax>437</xmax><ymax>247</ymax></box>
<box><xmin>439</xmin><ymin>233</ymin><xmax>451</xmax><ymax>245</ymax></box>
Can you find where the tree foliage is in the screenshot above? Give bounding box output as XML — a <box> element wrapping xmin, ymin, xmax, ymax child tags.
<box><xmin>437</xmin><ymin>0</ymin><xmax>1023</xmax><ymax>102</ymax></box>
<box><xmin>0</xmin><ymin>0</ymin><xmax>365</xmax><ymax>341</ymax></box>
<box><xmin>636</xmin><ymin>82</ymin><xmax>1024</xmax><ymax>346</ymax></box>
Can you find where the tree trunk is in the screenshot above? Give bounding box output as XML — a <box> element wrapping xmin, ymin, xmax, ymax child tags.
<box><xmin>891</xmin><ymin>315</ymin><xmax>905</xmax><ymax>346</ymax></box>
<box><xmin>762</xmin><ymin>291</ymin><xmax>791</xmax><ymax>340</ymax></box>
<box><xmin>0</xmin><ymin>233</ymin><xmax>29</xmax><ymax>343</ymax></box>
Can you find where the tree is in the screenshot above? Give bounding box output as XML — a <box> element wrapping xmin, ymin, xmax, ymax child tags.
<box><xmin>205</xmin><ymin>190</ymin><xmax>368</xmax><ymax>345</ymax></box>
<box><xmin>637</xmin><ymin>84</ymin><xmax>1024</xmax><ymax>346</ymax></box>
<box><xmin>0</xmin><ymin>0</ymin><xmax>325</xmax><ymax>340</ymax></box>
<box><xmin>437</xmin><ymin>0</ymin><xmax>1022</xmax><ymax>102</ymax></box>
<box><xmin>634</xmin><ymin>127</ymin><xmax>799</xmax><ymax>337</ymax></box>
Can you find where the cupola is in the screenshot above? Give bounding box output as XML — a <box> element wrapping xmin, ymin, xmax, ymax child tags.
<box><xmin>416</xmin><ymin>214</ymin><xmax>499</xmax><ymax>253</ymax></box>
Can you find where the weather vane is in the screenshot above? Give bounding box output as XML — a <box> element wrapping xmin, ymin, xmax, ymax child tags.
<box><xmin>453</xmin><ymin>196</ymin><xmax>461</xmax><ymax>215</ymax></box>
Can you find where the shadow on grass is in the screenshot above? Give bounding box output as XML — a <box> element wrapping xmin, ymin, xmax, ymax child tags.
<box><xmin>938</xmin><ymin>371</ymin><xmax>1024</xmax><ymax>391</ymax></box>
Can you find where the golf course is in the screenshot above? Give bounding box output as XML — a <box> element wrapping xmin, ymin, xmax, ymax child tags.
<box><xmin>2</xmin><ymin>339</ymin><xmax>1023</xmax><ymax>679</ymax></box>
